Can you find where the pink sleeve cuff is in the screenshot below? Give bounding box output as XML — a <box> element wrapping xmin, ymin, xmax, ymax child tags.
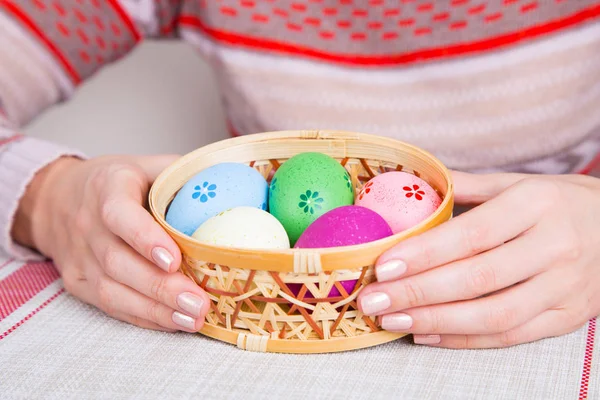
<box><xmin>0</xmin><ymin>136</ymin><xmax>86</xmax><ymax>260</ymax></box>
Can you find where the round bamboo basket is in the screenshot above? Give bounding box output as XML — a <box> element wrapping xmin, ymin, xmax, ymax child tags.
<box><xmin>149</xmin><ymin>130</ymin><xmax>454</xmax><ymax>354</ymax></box>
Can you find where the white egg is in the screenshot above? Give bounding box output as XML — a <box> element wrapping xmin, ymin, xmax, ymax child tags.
<box><xmin>192</xmin><ymin>206</ymin><xmax>290</xmax><ymax>249</ymax></box>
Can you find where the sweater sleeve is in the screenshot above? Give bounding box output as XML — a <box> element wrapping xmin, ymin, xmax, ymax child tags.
<box><xmin>0</xmin><ymin>0</ymin><xmax>178</xmax><ymax>260</ymax></box>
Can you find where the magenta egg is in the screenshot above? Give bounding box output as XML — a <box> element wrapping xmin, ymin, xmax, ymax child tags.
<box><xmin>289</xmin><ymin>205</ymin><xmax>393</xmax><ymax>299</ymax></box>
<box><xmin>295</xmin><ymin>205</ymin><xmax>393</xmax><ymax>248</ymax></box>
<box><xmin>355</xmin><ymin>172</ymin><xmax>441</xmax><ymax>234</ymax></box>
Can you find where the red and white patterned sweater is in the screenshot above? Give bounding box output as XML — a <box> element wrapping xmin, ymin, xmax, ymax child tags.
<box><xmin>1</xmin><ymin>0</ymin><xmax>600</xmax><ymax>258</ymax></box>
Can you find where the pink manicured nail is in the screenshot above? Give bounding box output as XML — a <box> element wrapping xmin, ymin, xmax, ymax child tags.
<box><xmin>381</xmin><ymin>313</ymin><xmax>413</xmax><ymax>331</ymax></box>
<box><xmin>414</xmin><ymin>334</ymin><xmax>441</xmax><ymax>345</ymax></box>
<box><xmin>376</xmin><ymin>260</ymin><xmax>407</xmax><ymax>282</ymax></box>
<box><xmin>360</xmin><ymin>292</ymin><xmax>391</xmax><ymax>315</ymax></box>
<box><xmin>152</xmin><ymin>247</ymin><xmax>174</xmax><ymax>271</ymax></box>
<box><xmin>172</xmin><ymin>311</ymin><xmax>197</xmax><ymax>330</ymax></box>
<box><xmin>177</xmin><ymin>292</ymin><xmax>204</xmax><ymax>318</ymax></box>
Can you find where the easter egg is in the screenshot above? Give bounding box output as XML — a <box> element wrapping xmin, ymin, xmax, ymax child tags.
<box><xmin>269</xmin><ymin>152</ymin><xmax>354</xmax><ymax>244</ymax></box>
<box><xmin>192</xmin><ymin>207</ymin><xmax>290</xmax><ymax>249</ymax></box>
<box><xmin>290</xmin><ymin>206</ymin><xmax>393</xmax><ymax>298</ymax></box>
<box><xmin>355</xmin><ymin>171</ymin><xmax>441</xmax><ymax>233</ymax></box>
<box><xmin>295</xmin><ymin>206</ymin><xmax>393</xmax><ymax>249</ymax></box>
<box><xmin>166</xmin><ymin>163</ymin><xmax>268</xmax><ymax>236</ymax></box>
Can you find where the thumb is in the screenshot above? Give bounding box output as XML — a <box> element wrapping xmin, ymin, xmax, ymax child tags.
<box><xmin>133</xmin><ymin>154</ymin><xmax>181</xmax><ymax>182</ymax></box>
<box><xmin>451</xmin><ymin>170</ymin><xmax>528</xmax><ymax>205</ymax></box>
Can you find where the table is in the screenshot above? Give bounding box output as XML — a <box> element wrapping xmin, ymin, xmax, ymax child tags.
<box><xmin>0</xmin><ymin>256</ymin><xmax>597</xmax><ymax>399</ymax></box>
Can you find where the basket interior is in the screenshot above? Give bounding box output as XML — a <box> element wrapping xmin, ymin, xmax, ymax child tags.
<box><xmin>149</xmin><ymin>131</ymin><xmax>453</xmax><ymax>272</ymax></box>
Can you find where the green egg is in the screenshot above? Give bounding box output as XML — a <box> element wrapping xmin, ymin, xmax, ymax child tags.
<box><xmin>269</xmin><ymin>152</ymin><xmax>355</xmax><ymax>244</ymax></box>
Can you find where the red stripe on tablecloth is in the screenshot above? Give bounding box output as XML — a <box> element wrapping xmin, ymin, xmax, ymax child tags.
<box><xmin>178</xmin><ymin>4</ymin><xmax>600</xmax><ymax>66</ymax></box>
<box><xmin>579</xmin><ymin>318</ymin><xmax>597</xmax><ymax>400</ymax></box>
<box><xmin>0</xmin><ymin>259</ymin><xmax>14</xmax><ymax>270</ymax></box>
<box><xmin>0</xmin><ymin>288</ymin><xmax>65</xmax><ymax>341</ymax></box>
<box><xmin>0</xmin><ymin>262</ymin><xmax>59</xmax><ymax>319</ymax></box>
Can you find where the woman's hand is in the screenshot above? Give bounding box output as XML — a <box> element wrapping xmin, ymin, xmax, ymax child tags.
<box><xmin>358</xmin><ymin>171</ymin><xmax>600</xmax><ymax>348</ymax></box>
<box><xmin>13</xmin><ymin>155</ymin><xmax>210</xmax><ymax>332</ymax></box>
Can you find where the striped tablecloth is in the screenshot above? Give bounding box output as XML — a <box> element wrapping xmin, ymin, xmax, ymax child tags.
<box><xmin>0</xmin><ymin>256</ymin><xmax>597</xmax><ymax>399</ymax></box>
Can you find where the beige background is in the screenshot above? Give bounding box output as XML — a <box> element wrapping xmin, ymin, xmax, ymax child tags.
<box><xmin>25</xmin><ymin>42</ymin><xmax>229</xmax><ymax>155</ymax></box>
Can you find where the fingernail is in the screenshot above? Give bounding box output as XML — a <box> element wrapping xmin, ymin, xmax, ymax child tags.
<box><xmin>360</xmin><ymin>292</ymin><xmax>391</xmax><ymax>315</ymax></box>
<box><xmin>152</xmin><ymin>247</ymin><xmax>173</xmax><ymax>271</ymax></box>
<box><xmin>177</xmin><ymin>292</ymin><xmax>204</xmax><ymax>318</ymax></box>
<box><xmin>381</xmin><ymin>313</ymin><xmax>413</xmax><ymax>331</ymax></box>
<box><xmin>414</xmin><ymin>334</ymin><xmax>441</xmax><ymax>345</ymax></box>
<box><xmin>172</xmin><ymin>311</ymin><xmax>197</xmax><ymax>330</ymax></box>
<box><xmin>376</xmin><ymin>260</ymin><xmax>407</xmax><ymax>282</ymax></box>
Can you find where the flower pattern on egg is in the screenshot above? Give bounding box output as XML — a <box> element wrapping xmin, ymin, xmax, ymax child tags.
<box><xmin>298</xmin><ymin>190</ymin><xmax>324</xmax><ymax>214</ymax></box>
<box><xmin>404</xmin><ymin>184</ymin><xmax>426</xmax><ymax>201</ymax></box>
<box><xmin>192</xmin><ymin>182</ymin><xmax>217</xmax><ymax>203</ymax></box>
<box><xmin>343</xmin><ymin>171</ymin><xmax>352</xmax><ymax>191</ymax></box>
<box><xmin>358</xmin><ymin>181</ymin><xmax>374</xmax><ymax>200</ymax></box>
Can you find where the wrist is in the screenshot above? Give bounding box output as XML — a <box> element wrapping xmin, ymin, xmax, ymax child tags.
<box><xmin>11</xmin><ymin>156</ymin><xmax>82</xmax><ymax>255</ymax></box>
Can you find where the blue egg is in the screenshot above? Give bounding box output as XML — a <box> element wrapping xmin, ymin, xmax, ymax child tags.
<box><xmin>166</xmin><ymin>163</ymin><xmax>268</xmax><ymax>236</ymax></box>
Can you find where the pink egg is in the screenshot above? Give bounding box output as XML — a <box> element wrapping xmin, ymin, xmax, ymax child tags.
<box><xmin>289</xmin><ymin>206</ymin><xmax>393</xmax><ymax>299</ymax></box>
<box><xmin>355</xmin><ymin>172</ymin><xmax>442</xmax><ymax>233</ymax></box>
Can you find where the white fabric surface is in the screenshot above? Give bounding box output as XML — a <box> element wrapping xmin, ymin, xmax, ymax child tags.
<box><xmin>0</xmin><ymin>256</ymin><xmax>595</xmax><ymax>399</ymax></box>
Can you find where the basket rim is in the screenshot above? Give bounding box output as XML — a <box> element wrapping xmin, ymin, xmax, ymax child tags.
<box><xmin>148</xmin><ymin>130</ymin><xmax>454</xmax><ymax>271</ymax></box>
<box><xmin>199</xmin><ymin>324</ymin><xmax>407</xmax><ymax>354</ymax></box>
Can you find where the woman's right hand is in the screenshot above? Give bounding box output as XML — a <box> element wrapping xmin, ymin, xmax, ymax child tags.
<box><xmin>12</xmin><ymin>155</ymin><xmax>210</xmax><ymax>332</ymax></box>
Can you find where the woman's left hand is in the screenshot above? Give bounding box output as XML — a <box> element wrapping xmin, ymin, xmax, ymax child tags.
<box><xmin>357</xmin><ymin>171</ymin><xmax>600</xmax><ymax>348</ymax></box>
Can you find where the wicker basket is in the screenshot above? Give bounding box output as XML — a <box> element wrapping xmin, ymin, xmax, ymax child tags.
<box><xmin>149</xmin><ymin>130</ymin><xmax>454</xmax><ymax>354</ymax></box>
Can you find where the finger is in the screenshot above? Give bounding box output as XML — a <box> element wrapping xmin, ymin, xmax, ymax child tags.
<box><xmin>62</xmin><ymin>247</ymin><xmax>201</xmax><ymax>333</ymax></box>
<box><xmin>379</xmin><ymin>269</ymin><xmax>565</xmax><ymax>335</ymax></box>
<box><xmin>90</xmin><ymin>233</ymin><xmax>209</xmax><ymax>320</ymax></box>
<box><xmin>451</xmin><ymin>171</ymin><xmax>527</xmax><ymax>205</ymax></box>
<box><xmin>375</xmin><ymin>179</ymin><xmax>543</xmax><ymax>281</ymax></box>
<box><xmin>63</xmin><ymin>271</ymin><xmax>175</xmax><ymax>333</ymax></box>
<box><xmin>451</xmin><ymin>171</ymin><xmax>594</xmax><ymax>204</ymax></box>
<box><xmin>110</xmin><ymin>312</ymin><xmax>178</xmax><ymax>333</ymax></box>
<box><xmin>99</xmin><ymin>168</ymin><xmax>181</xmax><ymax>272</ymax></box>
<box><xmin>131</xmin><ymin>154</ymin><xmax>180</xmax><ymax>182</ymax></box>
<box><xmin>94</xmin><ymin>275</ymin><xmax>204</xmax><ymax>333</ymax></box>
<box><xmin>417</xmin><ymin>308</ymin><xmax>583</xmax><ymax>349</ymax></box>
<box><xmin>364</xmin><ymin>232</ymin><xmax>550</xmax><ymax>313</ymax></box>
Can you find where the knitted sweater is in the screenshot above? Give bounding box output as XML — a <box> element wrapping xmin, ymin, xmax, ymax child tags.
<box><xmin>1</xmin><ymin>0</ymin><xmax>600</xmax><ymax>259</ymax></box>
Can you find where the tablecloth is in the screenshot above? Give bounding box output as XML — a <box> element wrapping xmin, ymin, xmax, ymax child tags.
<box><xmin>0</xmin><ymin>256</ymin><xmax>597</xmax><ymax>400</ymax></box>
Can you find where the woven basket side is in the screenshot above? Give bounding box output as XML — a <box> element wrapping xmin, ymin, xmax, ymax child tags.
<box><xmin>181</xmin><ymin>258</ymin><xmax>378</xmax><ymax>342</ymax></box>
